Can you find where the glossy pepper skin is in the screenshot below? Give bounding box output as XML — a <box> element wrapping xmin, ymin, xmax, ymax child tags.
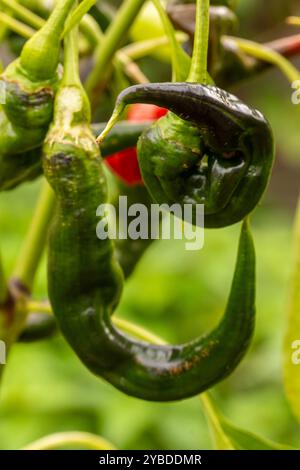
<box><xmin>104</xmin><ymin>83</ymin><xmax>274</xmax><ymax>228</ymax></box>
<box><xmin>44</xmin><ymin>28</ymin><xmax>256</xmax><ymax>399</ymax></box>
<box><xmin>113</xmin><ymin>181</ymin><xmax>155</xmax><ymax>278</ymax></box>
<box><xmin>0</xmin><ymin>0</ymin><xmax>75</xmax><ymax>191</ymax></box>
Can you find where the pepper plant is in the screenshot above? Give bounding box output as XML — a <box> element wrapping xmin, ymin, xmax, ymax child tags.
<box><xmin>0</xmin><ymin>0</ymin><xmax>299</xmax><ymax>450</ymax></box>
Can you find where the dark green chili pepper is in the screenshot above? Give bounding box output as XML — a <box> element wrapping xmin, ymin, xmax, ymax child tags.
<box><xmin>0</xmin><ymin>0</ymin><xmax>75</xmax><ymax>191</ymax></box>
<box><xmin>43</xmin><ymin>27</ymin><xmax>256</xmax><ymax>401</ymax></box>
<box><xmin>18</xmin><ymin>177</ymin><xmax>154</xmax><ymax>344</ymax></box>
<box><xmin>113</xmin><ymin>181</ymin><xmax>155</xmax><ymax>279</ymax></box>
<box><xmin>100</xmin><ymin>83</ymin><xmax>274</xmax><ymax>228</ymax></box>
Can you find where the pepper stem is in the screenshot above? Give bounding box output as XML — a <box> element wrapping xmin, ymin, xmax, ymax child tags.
<box><xmin>96</xmin><ymin>101</ymin><xmax>126</xmax><ymax>143</ymax></box>
<box><xmin>187</xmin><ymin>0</ymin><xmax>210</xmax><ymax>84</ymax></box>
<box><xmin>63</xmin><ymin>17</ymin><xmax>80</xmax><ymax>87</ymax></box>
<box><xmin>20</xmin><ymin>0</ymin><xmax>76</xmax><ymax>81</ymax></box>
<box><xmin>62</xmin><ymin>6</ymin><xmax>92</xmax><ymax>123</ymax></box>
<box><xmin>229</xmin><ymin>37</ymin><xmax>300</xmax><ymax>84</ymax></box>
<box><xmin>63</xmin><ymin>0</ymin><xmax>96</xmax><ymax>37</ymax></box>
<box><xmin>152</xmin><ymin>0</ymin><xmax>191</xmax><ymax>82</ymax></box>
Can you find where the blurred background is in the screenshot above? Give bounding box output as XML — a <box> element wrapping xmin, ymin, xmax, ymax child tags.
<box><xmin>0</xmin><ymin>0</ymin><xmax>300</xmax><ymax>449</ymax></box>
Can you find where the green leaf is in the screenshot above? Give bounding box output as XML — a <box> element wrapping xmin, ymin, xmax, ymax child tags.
<box><xmin>284</xmin><ymin>198</ymin><xmax>300</xmax><ymax>421</ymax></box>
<box><xmin>200</xmin><ymin>393</ymin><xmax>295</xmax><ymax>450</ymax></box>
<box><xmin>220</xmin><ymin>419</ymin><xmax>295</xmax><ymax>450</ymax></box>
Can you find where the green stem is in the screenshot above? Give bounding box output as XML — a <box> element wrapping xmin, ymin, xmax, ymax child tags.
<box><xmin>187</xmin><ymin>0</ymin><xmax>210</xmax><ymax>83</ymax></box>
<box><xmin>22</xmin><ymin>432</ymin><xmax>116</xmax><ymax>450</ymax></box>
<box><xmin>120</xmin><ymin>33</ymin><xmax>187</xmax><ymax>61</ymax></box>
<box><xmin>62</xmin><ymin>12</ymin><xmax>80</xmax><ymax>87</ymax></box>
<box><xmin>287</xmin><ymin>16</ymin><xmax>300</xmax><ymax>27</ymax></box>
<box><xmin>0</xmin><ymin>0</ymin><xmax>44</xmax><ymax>29</ymax></box>
<box><xmin>85</xmin><ymin>0</ymin><xmax>146</xmax><ymax>98</ymax></box>
<box><xmin>25</xmin><ymin>299</ymin><xmax>165</xmax><ymax>344</ymax></box>
<box><xmin>228</xmin><ymin>37</ymin><xmax>300</xmax><ymax>84</ymax></box>
<box><xmin>13</xmin><ymin>181</ymin><xmax>56</xmax><ymax>291</ymax></box>
<box><xmin>199</xmin><ymin>394</ymin><xmax>234</xmax><ymax>450</ymax></box>
<box><xmin>80</xmin><ymin>13</ymin><xmax>149</xmax><ymax>84</ymax></box>
<box><xmin>0</xmin><ymin>251</ymin><xmax>7</xmax><ymax>305</ymax></box>
<box><xmin>63</xmin><ymin>0</ymin><xmax>96</xmax><ymax>37</ymax></box>
<box><xmin>26</xmin><ymin>301</ymin><xmax>52</xmax><ymax>315</ymax></box>
<box><xmin>0</xmin><ymin>11</ymin><xmax>34</xmax><ymax>38</ymax></box>
<box><xmin>152</xmin><ymin>0</ymin><xmax>190</xmax><ymax>81</ymax></box>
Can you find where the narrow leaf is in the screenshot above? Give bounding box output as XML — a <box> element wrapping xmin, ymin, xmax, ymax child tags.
<box><xmin>200</xmin><ymin>394</ymin><xmax>235</xmax><ymax>449</ymax></box>
<box><xmin>200</xmin><ymin>393</ymin><xmax>295</xmax><ymax>450</ymax></box>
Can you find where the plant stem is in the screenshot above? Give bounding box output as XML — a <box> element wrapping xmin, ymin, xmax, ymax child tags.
<box><xmin>13</xmin><ymin>182</ymin><xmax>55</xmax><ymax>292</ymax></box>
<box><xmin>152</xmin><ymin>0</ymin><xmax>190</xmax><ymax>81</ymax></box>
<box><xmin>287</xmin><ymin>16</ymin><xmax>300</xmax><ymax>26</ymax></box>
<box><xmin>0</xmin><ymin>11</ymin><xmax>34</xmax><ymax>38</ymax></box>
<box><xmin>0</xmin><ymin>251</ymin><xmax>7</xmax><ymax>305</ymax></box>
<box><xmin>114</xmin><ymin>317</ymin><xmax>165</xmax><ymax>345</ymax></box>
<box><xmin>85</xmin><ymin>0</ymin><xmax>146</xmax><ymax>98</ymax></box>
<box><xmin>25</xmin><ymin>299</ymin><xmax>165</xmax><ymax>344</ymax></box>
<box><xmin>0</xmin><ymin>0</ymin><xmax>44</xmax><ymax>29</ymax></box>
<box><xmin>187</xmin><ymin>0</ymin><xmax>210</xmax><ymax>83</ymax></box>
<box><xmin>22</xmin><ymin>432</ymin><xmax>116</xmax><ymax>450</ymax></box>
<box><xmin>63</xmin><ymin>0</ymin><xmax>96</xmax><ymax>37</ymax></box>
<box><xmin>120</xmin><ymin>33</ymin><xmax>187</xmax><ymax>60</ymax></box>
<box><xmin>62</xmin><ymin>9</ymin><xmax>80</xmax><ymax>87</ymax></box>
<box><xmin>228</xmin><ymin>37</ymin><xmax>300</xmax><ymax>84</ymax></box>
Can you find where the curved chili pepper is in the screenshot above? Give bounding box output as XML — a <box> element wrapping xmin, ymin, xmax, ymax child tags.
<box><xmin>0</xmin><ymin>0</ymin><xmax>75</xmax><ymax>191</ymax></box>
<box><xmin>43</xmin><ymin>27</ymin><xmax>256</xmax><ymax>401</ymax></box>
<box><xmin>99</xmin><ymin>83</ymin><xmax>274</xmax><ymax>228</ymax></box>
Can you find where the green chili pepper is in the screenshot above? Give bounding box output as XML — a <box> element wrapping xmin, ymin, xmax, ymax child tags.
<box><xmin>99</xmin><ymin>83</ymin><xmax>274</xmax><ymax>228</ymax></box>
<box><xmin>113</xmin><ymin>181</ymin><xmax>155</xmax><ymax>278</ymax></box>
<box><xmin>0</xmin><ymin>0</ymin><xmax>76</xmax><ymax>191</ymax></box>
<box><xmin>43</xmin><ymin>24</ymin><xmax>256</xmax><ymax>401</ymax></box>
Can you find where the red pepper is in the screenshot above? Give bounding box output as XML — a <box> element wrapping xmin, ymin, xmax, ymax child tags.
<box><xmin>105</xmin><ymin>104</ymin><xmax>167</xmax><ymax>185</ymax></box>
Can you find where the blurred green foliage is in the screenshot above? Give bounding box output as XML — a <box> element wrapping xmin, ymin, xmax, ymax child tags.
<box><xmin>0</xmin><ymin>0</ymin><xmax>300</xmax><ymax>450</ymax></box>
